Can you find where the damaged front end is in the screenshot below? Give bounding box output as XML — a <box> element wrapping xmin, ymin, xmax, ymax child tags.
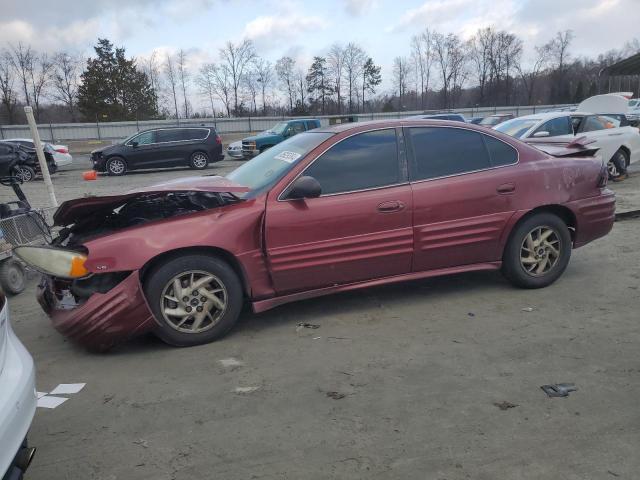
<box><xmin>18</xmin><ymin>176</ymin><xmax>249</xmax><ymax>351</ymax></box>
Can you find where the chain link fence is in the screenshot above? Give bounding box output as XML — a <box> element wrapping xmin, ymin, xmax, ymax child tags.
<box><xmin>0</xmin><ymin>104</ymin><xmax>575</xmax><ymax>143</ymax></box>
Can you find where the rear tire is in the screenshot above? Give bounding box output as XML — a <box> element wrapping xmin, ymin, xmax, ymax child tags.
<box><xmin>189</xmin><ymin>151</ymin><xmax>209</xmax><ymax>170</ymax></box>
<box><xmin>106</xmin><ymin>157</ymin><xmax>127</xmax><ymax>176</ymax></box>
<box><xmin>502</xmin><ymin>213</ymin><xmax>571</xmax><ymax>289</ymax></box>
<box><xmin>11</xmin><ymin>165</ymin><xmax>35</xmax><ymax>182</ymax></box>
<box><xmin>144</xmin><ymin>254</ymin><xmax>243</xmax><ymax>347</ymax></box>
<box><xmin>0</xmin><ymin>258</ymin><xmax>26</xmax><ymax>295</ymax></box>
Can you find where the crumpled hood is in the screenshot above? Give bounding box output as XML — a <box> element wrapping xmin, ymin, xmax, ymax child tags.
<box><xmin>53</xmin><ymin>175</ymin><xmax>249</xmax><ymax>226</ymax></box>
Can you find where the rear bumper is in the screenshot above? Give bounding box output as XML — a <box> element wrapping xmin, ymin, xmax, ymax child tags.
<box><xmin>0</xmin><ymin>304</ymin><xmax>36</xmax><ymax>479</ymax></box>
<box><xmin>570</xmin><ymin>190</ymin><xmax>616</xmax><ymax>248</ymax></box>
<box><xmin>53</xmin><ymin>153</ymin><xmax>73</xmax><ymax>167</ymax></box>
<box><xmin>36</xmin><ymin>271</ymin><xmax>156</xmax><ymax>351</ymax></box>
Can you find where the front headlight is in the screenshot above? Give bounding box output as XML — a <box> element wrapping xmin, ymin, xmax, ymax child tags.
<box><xmin>14</xmin><ymin>246</ymin><xmax>89</xmax><ymax>279</ymax></box>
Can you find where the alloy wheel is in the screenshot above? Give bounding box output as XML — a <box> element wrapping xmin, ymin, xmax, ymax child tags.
<box><xmin>15</xmin><ymin>166</ymin><xmax>33</xmax><ymax>182</ymax></box>
<box><xmin>192</xmin><ymin>153</ymin><xmax>208</xmax><ymax>168</ymax></box>
<box><xmin>520</xmin><ymin>226</ymin><xmax>561</xmax><ymax>277</ymax></box>
<box><xmin>108</xmin><ymin>158</ymin><xmax>125</xmax><ymax>175</ymax></box>
<box><xmin>607</xmin><ymin>160</ymin><xmax>619</xmax><ymax>178</ymax></box>
<box><xmin>160</xmin><ymin>270</ymin><xmax>228</xmax><ymax>333</ymax></box>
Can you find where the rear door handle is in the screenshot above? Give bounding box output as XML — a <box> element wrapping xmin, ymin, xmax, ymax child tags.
<box><xmin>496</xmin><ymin>183</ymin><xmax>516</xmax><ymax>194</ymax></box>
<box><xmin>377</xmin><ymin>200</ymin><xmax>405</xmax><ymax>213</ymax></box>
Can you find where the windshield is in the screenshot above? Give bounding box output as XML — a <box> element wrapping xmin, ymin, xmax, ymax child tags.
<box><xmin>268</xmin><ymin>122</ymin><xmax>288</xmax><ymax>135</ymax></box>
<box><xmin>479</xmin><ymin>116</ymin><xmax>505</xmax><ymax>126</ymax></box>
<box><xmin>494</xmin><ymin>118</ymin><xmax>540</xmax><ymax>138</ymax></box>
<box><xmin>227</xmin><ymin>132</ymin><xmax>333</xmax><ymax>195</ymax></box>
<box><xmin>629</xmin><ymin>100</ymin><xmax>639</xmax><ymax>108</ymax></box>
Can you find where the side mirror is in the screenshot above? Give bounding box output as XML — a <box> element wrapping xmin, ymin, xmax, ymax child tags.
<box><xmin>533</xmin><ymin>131</ymin><xmax>550</xmax><ymax>138</ymax></box>
<box><xmin>287</xmin><ymin>176</ymin><xmax>321</xmax><ymax>200</ymax></box>
<box><xmin>131</xmin><ymin>141</ymin><xmax>139</xmax><ymax>147</ymax></box>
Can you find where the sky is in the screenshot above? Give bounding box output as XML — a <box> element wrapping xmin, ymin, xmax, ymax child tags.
<box><xmin>0</xmin><ymin>0</ymin><xmax>637</xmax><ymax>110</ymax></box>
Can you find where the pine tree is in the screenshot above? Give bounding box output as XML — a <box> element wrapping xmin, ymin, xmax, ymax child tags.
<box><xmin>77</xmin><ymin>38</ymin><xmax>157</xmax><ymax>121</ymax></box>
<box><xmin>362</xmin><ymin>58</ymin><xmax>381</xmax><ymax>112</ymax></box>
<box><xmin>306</xmin><ymin>56</ymin><xmax>329</xmax><ymax>114</ymax></box>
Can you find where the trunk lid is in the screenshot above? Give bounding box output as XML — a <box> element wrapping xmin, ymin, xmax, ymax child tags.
<box><xmin>577</xmin><ymin>93</ymin><xmax>630</xmax><ymax>115</ymax></box>
<box><xmin>53</xmin><ymin>175</ymin><xmax>249</xmax><ymax>226</ymax></box>
<box><xmin>524</xmin><ymin>136</ymin><xmax>601</xmax><ymax>158</ymax></box>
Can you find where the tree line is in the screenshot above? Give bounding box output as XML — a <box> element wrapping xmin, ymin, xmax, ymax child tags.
<box><xmin>0</xmin><ymin>30</ymin><xmax>638</xmax><ymax>125</ymax></box>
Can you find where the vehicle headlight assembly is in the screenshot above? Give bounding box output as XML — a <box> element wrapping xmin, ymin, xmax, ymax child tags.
<box><xmin>14</xmin><ymin>246</ymin><xmax>90</xmax><ymax>279</ymax></box>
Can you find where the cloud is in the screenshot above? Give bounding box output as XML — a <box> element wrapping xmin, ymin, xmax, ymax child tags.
<box><xmin>242</xmin><ymin>12</ymin><xmax>329</xmax><ymax>51</ymax></box>
<box><xmin>388</xmin><ymin>0</ymin><xmax>474</xmax><ymax>33</ymax></box>
<box><xmin>343</xmin><ymin>0</ymin><xmax>377</xmax><ymax>16</ymax></box>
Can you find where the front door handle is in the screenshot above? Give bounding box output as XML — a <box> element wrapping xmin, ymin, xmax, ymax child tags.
<box><xmin>377</xmin><ymin>200</ymin><xmax>405</xmax><ymax>213</ymax></box>
<box><xmin>496</xmin><ymin>183</ymin><xmax>516</xmax><ymax>194</ymax></box>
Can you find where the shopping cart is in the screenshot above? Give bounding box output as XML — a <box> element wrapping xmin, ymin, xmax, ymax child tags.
<box><xmin>0</xmin><ymin>175</ymin><xmax>55</xmax><ymax>294</ymax></box>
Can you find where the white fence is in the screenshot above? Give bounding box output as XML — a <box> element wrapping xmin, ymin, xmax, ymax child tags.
<box><xmin>0</xmin><ymin>104</ymin><xmax>575</xmax><ymax>142</ymax></box>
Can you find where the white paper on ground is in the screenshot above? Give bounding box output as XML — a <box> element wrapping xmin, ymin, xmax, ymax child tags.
<box><xmin>219</xmin><ymin>358</ymin><xmax>243</xmax><ymax>367</ymax></box>
<box><xmin>234</xmin><ymin>386</ymin><xmax>259</xmax><ymax>394</ymax></box>
<box><xmin>49</xmin><ymin>383</ymin><xmax>86</xmax><ymax>395</ymax></box>
<box><xmin>36</xmin><ymin>391</ymin><xmax>47</xmax><ymax>399</ymax></box>
<box><xmin>37</xmin><ymin>396</ymin><xmax>68</xmax><ymax>409</ymax></box>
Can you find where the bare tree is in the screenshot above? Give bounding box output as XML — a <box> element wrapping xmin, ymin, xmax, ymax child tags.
<box><xmin>176</xmin><ymin>49</ymin><xmax>190</xmax><ymax>118</ymax></box>
<box><xmin>9</xmin><ymin>43</ymin><xmax>33</xmax><ymax>106</ymax></box>
<box><xmin>327</xmin><ymin>44</ymin><xmax>345</xmax><ymax>113</ymax></box>
<box><xmin>253</xmin><ymin>58</ymin><xmax>273</xmax><ymax>114</ymax></box>
<box><xmin>0</xmin><ymin>50</ymin><xmax>18</xmax><ymax>123</ymax></box>
<box><xmin>219</xmin><ymin>39</ymin><xmax>255</xmax><ymax>115</ymax></box>
<box><xmin>208</xmin><ymin>63</ymin><xmax>233</xmax><ymax>117</ymax></box>
<box><xmin>196</xmin><ymin>63</ymin><xmax>218</xmax><ymax>117</ymax></box>
<box><xmin>164</xmin><ymin>53</ymin><xmax>180</xmax><ymax>119</ymax></box>
<box><xmin>517</xmin><ymin>44</ymin><xmax>550</xmax><ymax>104</ymax></box>
<box><xmin>143</xmin><ymin>51</ymin><xmax>161</xmax><ymax>113</ymax></box>
<box><xmin>546</xmin><ymin>30</ymin><xmax>573</xmax><ymax>102</ymax></box>
<box><xmin>432</xmin><ymin>32</ymin><xmax>467</xmax><ymax>109</ymax></box>
<box><xmin>295</xmin><ymin>69</ymin><xmax>307</xmax><ymax>111</ymax></box>
<box><xmin>468</xmin><ymin>27</ymin><xmax>494</xmax><ymax>105</ymax></box>
<box><xmin>275</xmin><ymin>56</ymin><xmax>296</xmax><ymax>113</ymax></box>
<box><xmin>411</xmin><ymin>29</ymin><xmax>434</xmax><ymax>110</ymax></box>
<box><xmin>52</xmin><ymin>52</ymin><xmax>81</xmax><ymax>121</ymax></box>
<box><xmin>392</xmin><ymin>56</ymin><xmax>409</xmax><ymax>110</ymax></box>
<box><xmin>243</xmin><ymin>69</ymin><xmax>259</xmax><ymax>114</ymax></box>
<box><xmin>343</xmin><ymin>42</ymin><xmax>366</xmax><ymax>113</ymax></box>
<box><xmin>29</xmin><ymin>52</ymin><xmax>53</xmax><ymax>120</ymax></box>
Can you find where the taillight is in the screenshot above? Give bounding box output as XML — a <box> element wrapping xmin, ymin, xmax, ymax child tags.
<box><xmin>55</xmin><ymin>147</ymin><xmax>68</xmax><ymax>154</ymax></box>
<box><xmin>215</xmin><ymin>135</ymin><xmax>222</xmax><ymax>145</ymax></box>
<box><xmin>597</xmin><ymin>163</ymin><xmax>608</xmax><ymax>188</ymax></box>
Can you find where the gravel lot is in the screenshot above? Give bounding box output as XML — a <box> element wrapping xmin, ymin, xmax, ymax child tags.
<box><xmin>3</xmin><ymin>156</ymin><xmax>640</xmax><ymax>479</ymax></box>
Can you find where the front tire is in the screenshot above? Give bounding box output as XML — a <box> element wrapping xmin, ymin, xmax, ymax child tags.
<box><xmin>106</xmin><ymin>157</ymin><xmax>127</xmax><ymax>176</ymax></box>
<box><xmin>502</xmin><ymin>213</ymin><xmax>571</xmax><ymax>289</ymax></box>
<box><xmin>189</xmin><ymin>151</ymin><xmax>209</xmax><ymax>170</ymax></box>
<box><xmin>12</xmin><ymin>165</ymin><xmax>35</xmax><ymax>182</ymax></box>
<box><xmin>144</xmin><ymin>254</ymin><xmax>243</xmax><ymax>347</ymax></box>
<box><xmin>0</xmin><ymin>258</ymin><xmax>26</xmax><ymax>295</ymax></box>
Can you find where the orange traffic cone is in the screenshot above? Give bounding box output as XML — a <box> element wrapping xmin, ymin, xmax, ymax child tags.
<box><xmin>82</xmin><ymin>170</ymin><xmax>97</xmax><ymax>181</ymax></box>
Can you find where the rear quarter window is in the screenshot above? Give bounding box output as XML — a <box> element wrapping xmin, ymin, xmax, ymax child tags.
<box><xmin>483</xmin><ymin>135</ymin><xmax>518</xmax><ymax>166</ymax></box>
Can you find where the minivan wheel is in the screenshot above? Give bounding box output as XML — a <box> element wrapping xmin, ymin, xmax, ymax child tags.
<box><xmin>144</xmin><ymin>254</ymin><xmax>243</xmax><ymax>346</ymax></box>
<box><xmin>189</xmin><ymin>152</ymin><xmax>209</xmax><ymax>170</ymax></box>
<box><xmin>106</xmin><ymin>157</ymin><xmax>127</xmax><ymax>176</ymax></box>
<box><xmin>502</xmin><ymin>213</ymin><xmax>572</xmax><ymax>289</ymax></box>
<box><xmin>12</xmin><ymin>165</ymin><xmax>35</xmax><ymax>182</ymax></box>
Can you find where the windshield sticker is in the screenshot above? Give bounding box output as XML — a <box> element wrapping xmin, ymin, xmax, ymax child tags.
<box><xmin>274</xmin><ymin>151</ymin><xmax>301</xmax><ymax>163</ymax></box>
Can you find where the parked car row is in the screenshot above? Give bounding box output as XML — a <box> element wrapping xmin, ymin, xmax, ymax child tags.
<box><xmin>0</xmin><ymin>141</ymin><xmax>58</xmax><ymax>182</ymax></box>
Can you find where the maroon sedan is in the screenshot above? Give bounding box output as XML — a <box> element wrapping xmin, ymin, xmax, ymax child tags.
<box><xmin>16</xmin><ymin>120</ymin><xmax>615</xmax><ymax>350</ymax></box>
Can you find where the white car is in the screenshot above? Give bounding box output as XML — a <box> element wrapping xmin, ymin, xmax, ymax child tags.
<box><xmin>5</xmin><ymin>138</ymin><xmax>73</xmax><ymax>167</ymax></box>
<box><xmin>627</xmin><ymin>99</ymin><xmax>640</xmax><ymax>122</ymax></box>
<box><xmin>495</xmin><ymin>94</ymin><xmax>640</xmax><ymax>177</ymax></box>
<box><xmin>226</xmin><ymin>141</ymin><xmax>244</xmax><ymax>160</ymax></box>
<box><xmin>0</xmin><ymin>291</ymin><xmax>37</xmax><ymax>479</ymax></box>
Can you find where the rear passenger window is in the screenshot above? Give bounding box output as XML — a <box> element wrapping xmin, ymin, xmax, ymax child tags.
<box><xmin>156</xmin><ymin>129</ymin><xmax>183</xmax><ymax>143</ymax></box>
<box><xmin>484</xmin><ymin>135</ymin><xmax>518</xmax><ymax>166</ymax></box>
<box><xmin>304</xmin><ymin>129</ymin><xmax>399</xmax><ymax>195</ymax></box>
<box><xmin>582</xmin><ymin>116</ymin><xmax>607</xmax><ymax>132</ymax></box>
<box><xmin>182</xmin><ymin>129</ymin><xmax>209</xmax><ymax>140</ymax></box>
<box><xmin>408</xmin><ymin>127</ymin><xmax>491</xmax><ymax>181</ymax></box>
<box><xmin>305</xmin><ymin>121</ymin><xmax>318</xmax><ymax>131</ymax></box>
<box><xmin>599</xmin><ymin>115</ymin><xmax>622</xmax><ymax>129</ymax></box>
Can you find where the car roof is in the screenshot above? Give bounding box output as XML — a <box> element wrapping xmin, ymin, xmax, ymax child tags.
<box><xmin>314</xmin><ymin>118</ymin><xmax>510</xmax><ymax>134</ymax></box>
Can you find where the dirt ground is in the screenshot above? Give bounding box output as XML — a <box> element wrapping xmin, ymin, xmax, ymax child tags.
<box><xmin>4</xmin><ymin>157</ymin><xmax>640</xmax><ymax>479</ymax></box>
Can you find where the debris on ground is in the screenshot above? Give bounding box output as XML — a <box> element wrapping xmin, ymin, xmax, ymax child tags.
<box><xmin>326</xmin><ymin>391</ymin><xmax>346</xmax><ymax>400</ymax></box>
<box><xmin>234</xmin><ymin>386</ymin><xmax>260</xmax><ymax>394</ymax></box>
<box><xmin>133</xmin><ymin>439</ymin><xmax>149</xmax><ymax>448</ymax></box>
<box><xmin>219</xmin><ymin>358</ymin><xmax>244</xmax><ymax>368</ymax></box>
<box><xmin>296</xmin><ymin>322</ymin><xmax>320</xmax><ymax>331</ymax></box>
<box><xmin>493</xmin><ymin>401</ymin><xmax>519</xmax><ymax>410</ymax></box>
<box><xmin>522</xmin><ymin>307</ymin><xmax>535</xmax><ymax>312</ymax></box>
<box><xmin>540</xmin><ymin>383</ymin><xmax>577</xmax><ymax>398</ymax></box>
<box><xmin>468</xmin><ymin>312</ymin><xmax>475</xmax><ymax>317</ymax></box>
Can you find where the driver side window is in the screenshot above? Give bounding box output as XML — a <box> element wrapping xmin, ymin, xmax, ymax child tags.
<box><xmin>290</xmin><ymin>123</ymin><xmax>305</xmax><ymax>136</ymax></box>
<box><xmin>303</xmin><ymin>129</ymin><xmax>400</xmax><ymax>195</ymax></box>
<box><xmin>131</xmin><ymin>130</ymin><xmax>155</xmax><ymax>145</ymax></box>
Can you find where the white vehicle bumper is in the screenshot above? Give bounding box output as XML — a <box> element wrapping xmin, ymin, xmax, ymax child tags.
<box><xmin>53</xmin><ymin>152</ymin><xmax>73</xmax><ymax>167</ymax></box>
<box><xmin>0</xmin><ymin>302</ymin><xmax>36</xmax><ymax>479</ymax></box>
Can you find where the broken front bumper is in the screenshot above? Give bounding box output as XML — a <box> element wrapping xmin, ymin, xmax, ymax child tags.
<box><xmin>36</xmin><ymin>271</ymin><xmax>156</xmax><ymax>351</ymax></box>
